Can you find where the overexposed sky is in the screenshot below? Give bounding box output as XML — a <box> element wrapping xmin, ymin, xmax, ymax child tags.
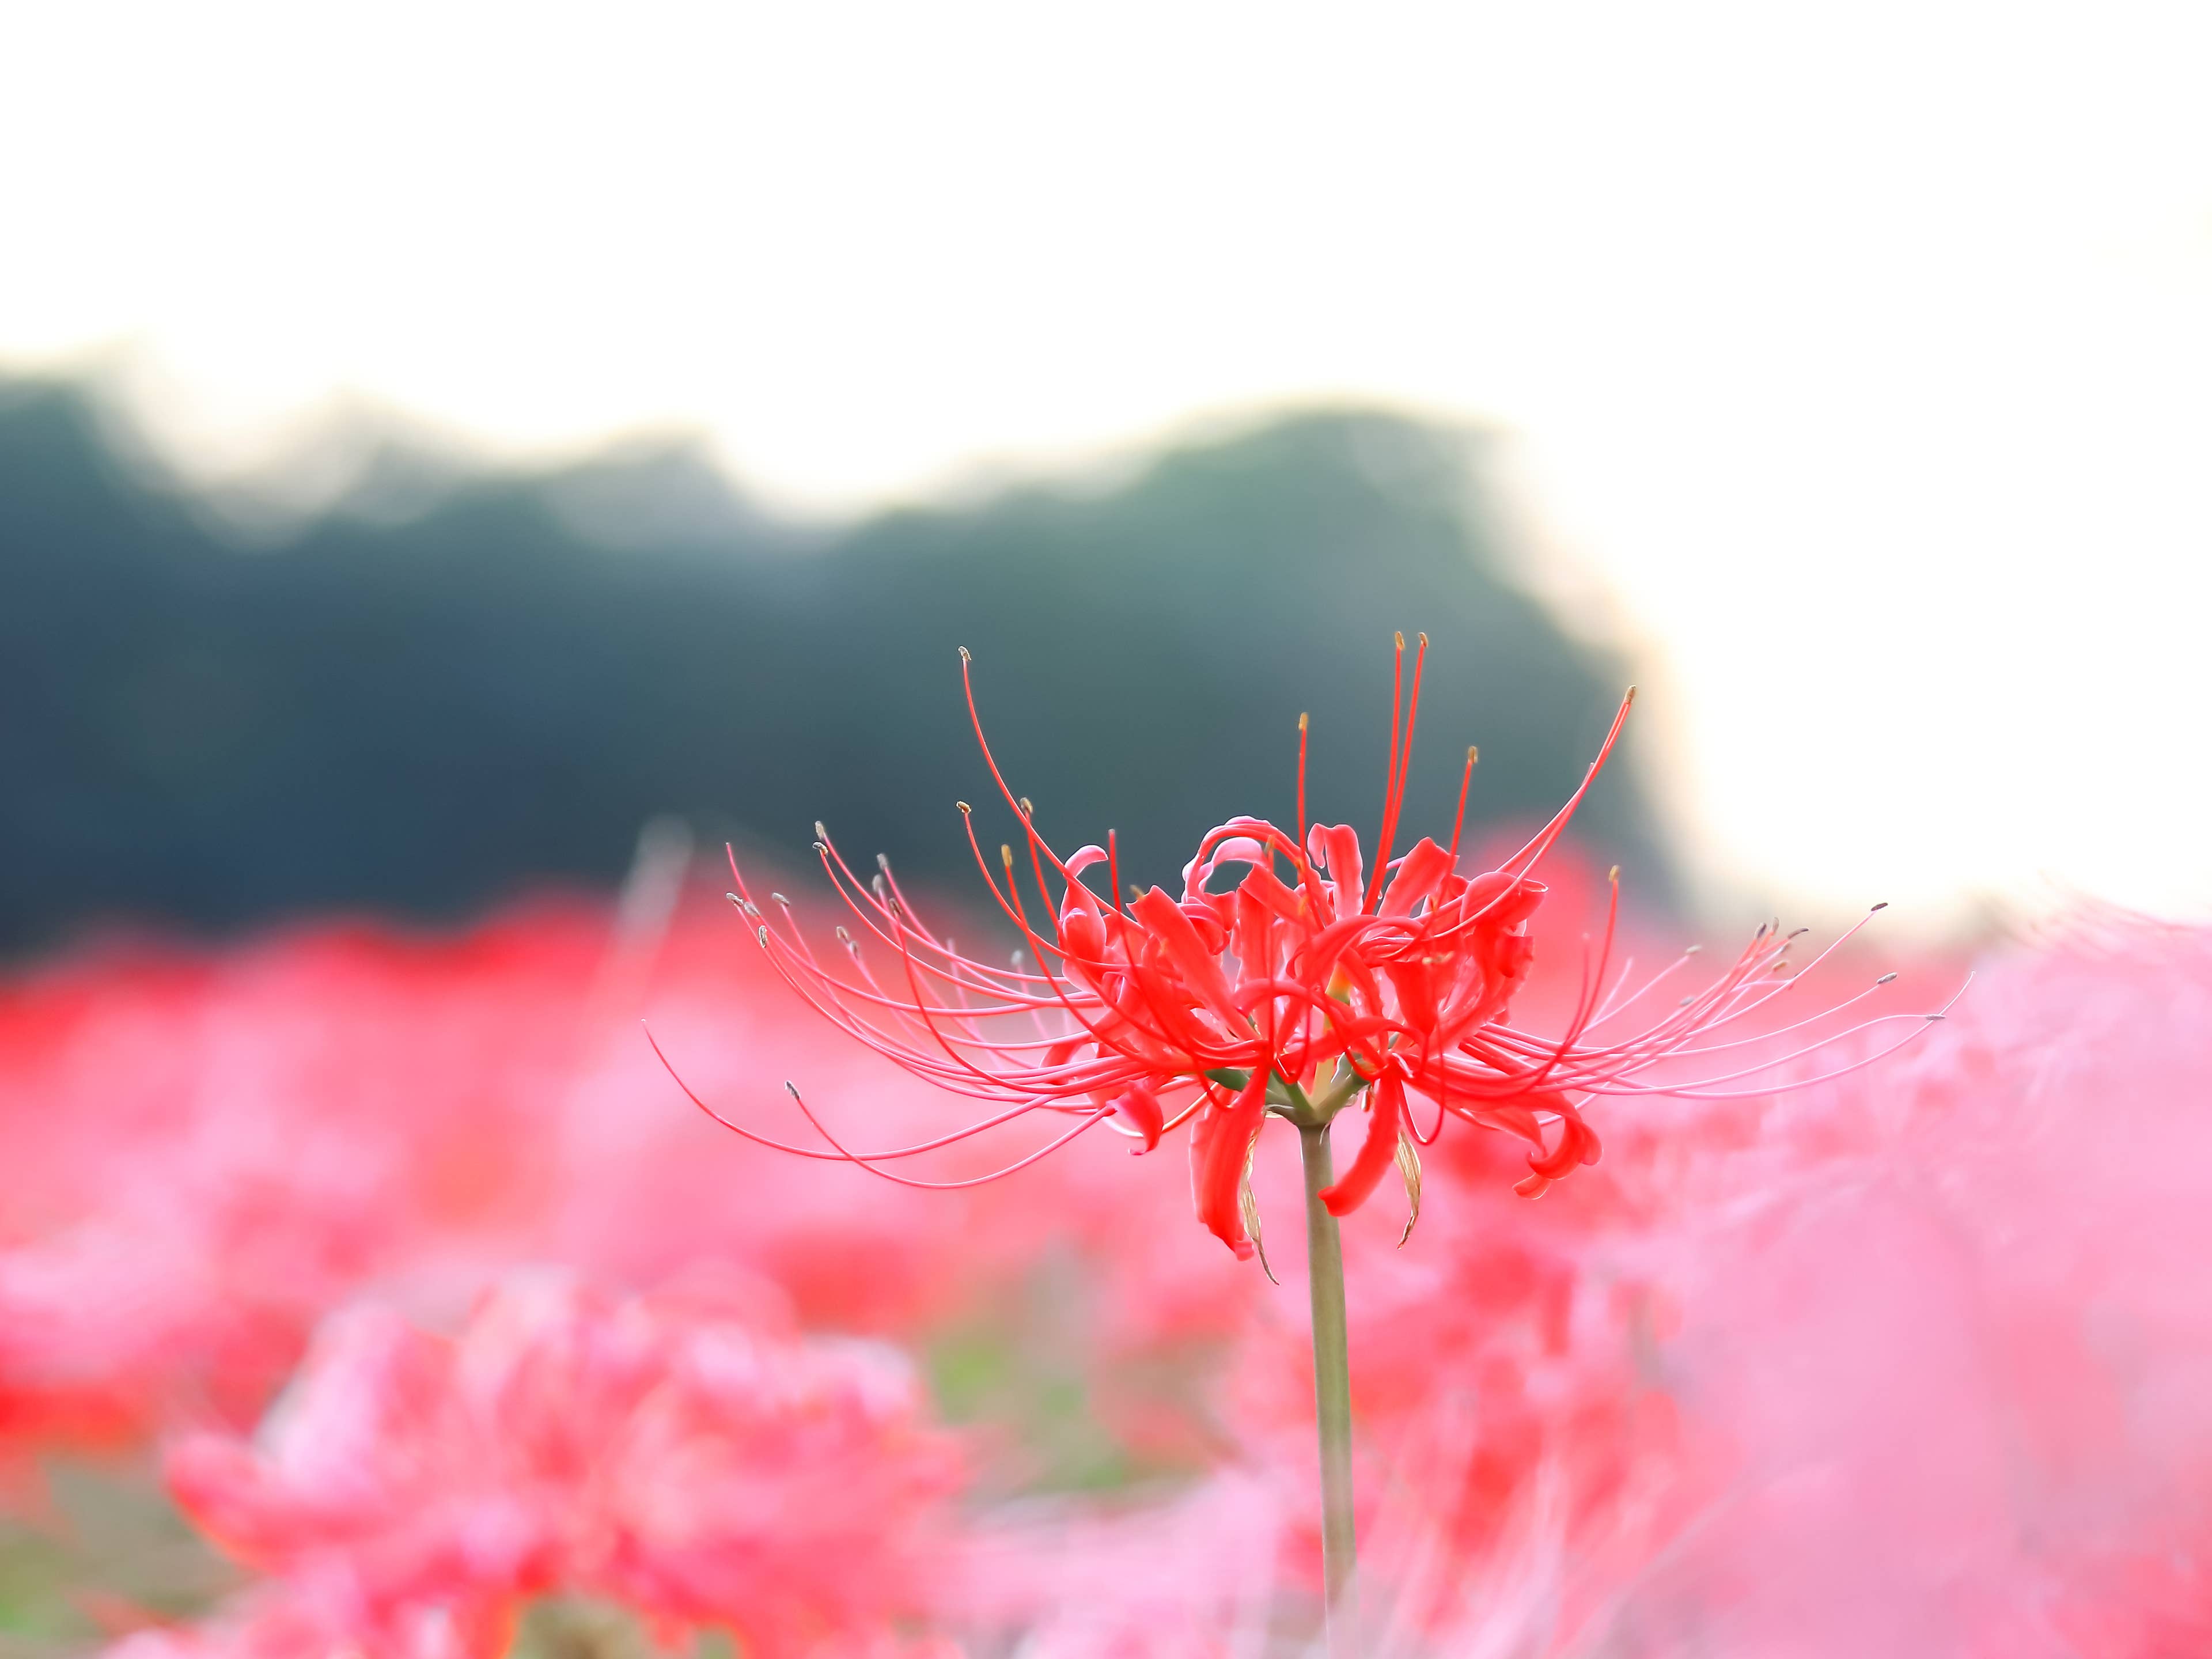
<box><xmin>5</xmin><ymin>1</ymin><xmax>2209</xmax><ymax>926</ymax></box>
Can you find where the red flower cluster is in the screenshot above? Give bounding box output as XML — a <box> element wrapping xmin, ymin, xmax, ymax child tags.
<box><xmin>146</xmin><ymin>1271</ymin><xmax>960</xmax><ymax>1659</ymax></box>
<box><xmin>684</xmin><ymin>637</ymin><xmax>1931</xmax><ymax>1260</ymax></box>
<box><xmin>7</xmin><ymin>855</ymin><xmax>2207</xmax><ymax>1657</ymax></box>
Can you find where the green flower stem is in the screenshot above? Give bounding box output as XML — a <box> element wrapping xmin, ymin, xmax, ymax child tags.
<box><xmin>1298</xmin><ymin>1119</ymin><xmax>1359</xmax><ymax>1646</ymax></box>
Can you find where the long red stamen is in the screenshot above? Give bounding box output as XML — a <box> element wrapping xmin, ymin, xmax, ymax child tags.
<box><xmin>999</xmin><ymin>844</ymin><xmax>1031</xmax><ymax>929</ymax></box>
<box><xmin>1393</xmin><ymin>631</ymin><xmax>1428</xmax><ymax>844</ymax></box>
<box><xmin>1296</xmin><ymin>711</ymin><xmax>1310</xmax><ymax>849</ymax></box>
<box><xmin>786</xmin><ymin>1080</ymin><xmax>1113</xmax><ymax>1190</ymax></box>
<box><xmin>1018</xmin><ymin>801</ymin><xmax>1065</xmax><ymax>946</ymax></box>
<box><xmin>1449</xmin><ymin>745</ymin><xmax>1478</xmax><ymax>861</ymax></box>
<box><xmin>650</xmin><ymin>1029</ymin><xmax>1072</xmax><ymax>1162</ymax></box>
<box><xmin>1368</xmin><ymin>631</ymin><xmax>1426</xmax><ymax>910</ymax></box>
<box><xmin>1501</xmin><ymin>685</ymin><xmax>1635</xmax><ymax>877</ymax></box>
<box><xmin>1370</xmin><ymin>632</ymin><xmax>1405</xmax><ymax>913</ymax></box>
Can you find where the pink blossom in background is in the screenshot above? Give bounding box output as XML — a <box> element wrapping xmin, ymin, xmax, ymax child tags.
<box><xmin>0</xmin><ymin>907</ymin><xmax>672</xmax><ymax>1467</ymax></box>
<box><xmin>1589</xmin><ymin>916</ymin><xmax>2212</xmax><ymax>1656</ymax></box>
<box><xmin>8</xmin><ymin>864</ymin><xmax>2212</xmax><ymax>1654</ymax></box>
<box><xmin>1195</xmin><ymin>916</ymin><xmax>2212</xmax><ymax>1654</ymax></box>
<box><xmin>0</xmin><ymin>892</ymin><xmax>1147</xmax><ymax>1468</ymax></box>
<box><xmin>956</xmin><ymin>1470</ymin><xmax>1294</xmax><ymax>1659</ymax></box>
<box><xmin>153</xmin><ymin>1270</ymin><xmax>960</xmax><ymax>1659</ymax></box>
<box><xmin>0</xmin><ymin>921</ymin><xmax>577</xmax><ymax>1461</ymax></box>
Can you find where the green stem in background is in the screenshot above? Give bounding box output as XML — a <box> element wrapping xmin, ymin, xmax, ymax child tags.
<box><xmin>1298</xmin><ymin>1119</ymin><xmax>1359</xmax><ymax>1647</ymax></box>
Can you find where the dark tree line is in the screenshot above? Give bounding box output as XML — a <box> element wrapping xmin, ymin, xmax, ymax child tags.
<box><xmin>0</xmin><ymin>380</ymin><xmax>1662</xmax><ymax>954</ymax></box>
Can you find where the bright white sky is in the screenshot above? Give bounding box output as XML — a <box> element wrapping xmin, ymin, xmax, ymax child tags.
<box><xmin>5</xmin><ymin>1</ymin><xmax>2209</xmax><ymax>929</ymax></box>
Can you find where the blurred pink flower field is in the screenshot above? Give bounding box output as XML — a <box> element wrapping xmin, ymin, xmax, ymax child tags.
<box><xmin>5</xmin><ymin>854</ymin><xmax>2211</xmax><ymax>1657</ymax></box>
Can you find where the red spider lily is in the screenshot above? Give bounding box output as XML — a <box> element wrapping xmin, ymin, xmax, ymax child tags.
<box><xmin>664</xmin><ymin>635</ymin><xmax>1946</xmax><ymax>1263</ymax></box>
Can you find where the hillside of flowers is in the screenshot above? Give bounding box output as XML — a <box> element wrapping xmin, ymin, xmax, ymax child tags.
<box><xmin>5</xmin><ymin>840</ymin><xmax>2210</xmax><ymax>1657</ymax></box>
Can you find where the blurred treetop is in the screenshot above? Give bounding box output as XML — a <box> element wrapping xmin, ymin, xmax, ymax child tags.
<box><xmin>0</xmin><ymin>381</ymin><xmax>1662</xmax><ymax>953</ymax></box>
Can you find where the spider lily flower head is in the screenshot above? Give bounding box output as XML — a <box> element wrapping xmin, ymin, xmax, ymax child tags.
<box><xmin>666</xmin><ymin>635</ymin><xmax>1945</xmax><ymax>1266</ymax></box>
